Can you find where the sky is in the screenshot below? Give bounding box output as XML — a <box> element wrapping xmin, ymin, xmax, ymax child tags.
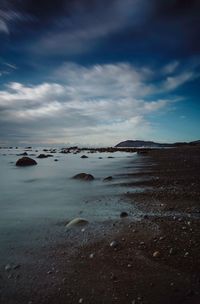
<box><xmin>0</xmin><ymin>0</ymin><xmax>200</xmax><ymax>146</ymax></box>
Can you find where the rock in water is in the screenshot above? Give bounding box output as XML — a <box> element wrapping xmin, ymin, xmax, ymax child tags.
<box><xmin>103</xmin><ymin>176</ymin><xmax>113</xmax><ymax>181</ymax></box>
<box><xmin>66</xmin><ymin>218</ymin><xmax>89</xmax><ymax>228</ymax></box>
<box><xmin>16</xmin><ymin>157</ymin><xmax>37</xmax><ymax>167</ymax></box>
<box><xmin>81</xmin><ymin>155</ymin><xmax>88</xmax><ymax>159</ymax></box>
<box><xmin>120</xmin><ymin>211</ymin><xmax>128</xmax><ymax>218</ymax></box>
<box><xmin>37</xmin><ymin>154</ymin><xmax>52</xmax><ymax>159</ymax></box>
<box><xmin>72</xmin><ymin>173</ymin><xmax>94</xmax><ymax>181</ymax></box>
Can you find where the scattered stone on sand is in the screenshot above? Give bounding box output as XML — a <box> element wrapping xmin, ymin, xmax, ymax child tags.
<box><xmin>184</xmin><ymin>251</ymin><xmax>189</xmax><ymax>257</ymax></box>
<box><xmin>89</xmin><ymin>253</ymin><xmax>95</xmax><ymax>259</ymax></box>
<box><xmin>120</xmin><ymin>211</ymin><xmax>128</xmax><ymax>218</ymax></box>
<box><xmin>5</xmin><ymin>264</ymin><xmax>12</xmax><ymax>271</ymax></box>
<box><xmin>110</xmin><ymin>240</ymin><xmax>120</xmax><ymax>249</ymax></box>
<box><xmin>81</xmin><ymin>155</ymin><xmax>88</xmax><ymax>159</ymax></box>
<box><xmin>54</xmin><ymin>159</ymin><xmax>58</xmax><ymax>161</ymax></box>
<box><xmin>153</xmin><ymin>251</ymin><xmax>161</xmax><ymax>258</ymax></box>
<box><xmin>103</xmin><ymin>176</ymin><xmax>113</xmax><ymax>182</ymax></box>
<box><xmin>13</xmin><ymin>264</ymin><xmax>21</xmax><ymax>270</ymax></box>
<box><xmin>16</xmin><ymin>157</ymin><xmax>37</xmax><ymax>167</ymax></box>
<box><xmin>72</xmin><ymin>173</ymin><xmax>94</xmax><ymax>181</ymax></box>
<box><xmin>108</xmin><ymin>156</ymin><xmax>114</xmax><ymax>158</ymax></box>
<box><xmin>65</xmin><ymin>218</ymin><xmax>89</xmax><ymax>228</ymax></box>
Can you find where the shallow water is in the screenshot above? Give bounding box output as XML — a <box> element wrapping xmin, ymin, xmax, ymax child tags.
<box><xmin>0</xmin><ymin>148</ymin><xmax>139</xmax><ymax>264</ymax></box>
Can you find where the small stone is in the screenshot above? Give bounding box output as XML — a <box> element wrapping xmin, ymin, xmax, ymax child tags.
<box><xmin>110</xmin><ymin>240</ymin><xmax>120</xmax><ymax>249</ymax></box>
<box><xmin>66</xmin><ymin>218</ymin><xmax>89</xmax><ymax>228</ymax></box>
<box><xmin>47</xmin><ymin>270</ymin><xmax>53</xmax><ymax>275</ymax></box>
<box><xmin>79</xmin><ymin>298</ymin><xmax>83</xmax><ymax>303</ymax></box>
<box><xmin>89</xmin><ymin>253</ymin><xmax>95</xmax><ymax>259</ymax></box>
<box><xmin>81</xmin><ymin>155</ymin><xmax>88</xmax><ymax>159</ymax></box>
<box><xmin>153</xmin><ymin>251</ymin><xmax>161</xmax><ymax>258</ymax></box>
<box><xmin>5</xmin><ymin>264</ymin><xmax>12</xmax><ymax>271</ymax></box>
<box><xmin>13</xmin><ymin>264</ymin><xmax>21</xmax><ymax>270</ymax></box>
<box><xmin>103</xmin><ymin>176</ymin><xmax>113</xmax><ymax>182</ymax></box>
<box><xmin>120</xmin><ymin>212</ymin><xmax>128</xmax><ymax>218</ymax></box>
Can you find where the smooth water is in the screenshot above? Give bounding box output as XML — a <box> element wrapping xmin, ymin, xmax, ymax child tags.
<box><xmin>0</xmin><ymin>148</ymin><xmax>138</xmax><ymax>263</ymax></box>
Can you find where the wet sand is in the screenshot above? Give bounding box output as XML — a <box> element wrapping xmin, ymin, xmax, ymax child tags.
<box><xmin>1</xmin><ymin>146</ymin><xmax>200</xmax><ymax>304</ymax></box>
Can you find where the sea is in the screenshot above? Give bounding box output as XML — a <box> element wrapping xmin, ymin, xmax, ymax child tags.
<box><xmin>0</xmin><ymin>147</ymin><xmax>139</xmax><ymax>266</ymax></box>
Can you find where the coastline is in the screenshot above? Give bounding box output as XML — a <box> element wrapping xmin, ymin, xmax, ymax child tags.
<box><xmin>1</xmin><ymin>146</ymin><xmax>200</xmax><ymax>304</ymax></box>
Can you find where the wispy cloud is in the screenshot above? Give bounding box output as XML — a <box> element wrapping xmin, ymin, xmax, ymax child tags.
<box><xmin>32</xmin><ymin>0</ymin><xmax>150</xmax><ymax>55</ymax></box>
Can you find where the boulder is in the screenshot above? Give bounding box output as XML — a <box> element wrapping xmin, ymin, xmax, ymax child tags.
<box><xmin>66</xmin><ymin>218</ymin><xmax>89</xmax><ymax>228</ymax></box>
<box><xmin>73</xmin><ymin>173</ymin><xmax>94</xmax><ymax>181</ymax></box>
<box><xmin>16</xmin><ymin>157</ymin><xmax>37</xmax><ymax>167</ymax></box>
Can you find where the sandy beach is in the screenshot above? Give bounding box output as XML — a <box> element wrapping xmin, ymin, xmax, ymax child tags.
<box><xmin>1</xmin><ymin>146</ymin><xmax>200</xmax><ymax>304</ymax></box>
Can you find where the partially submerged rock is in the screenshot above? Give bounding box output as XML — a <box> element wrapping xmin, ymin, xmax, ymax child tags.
<box><xmin>73</xmin><ymin>173</ymin><xmax>94</xmax><ymax>181</ymax></box>
<box><xmin>81</xmin><ymin>155</ymin><xmax>88</xmax><ymax>159</ymax></box>
<box><xmin>37</xmin><ymin>154</ymin><xmax>53</xmax><ymax>159</ymax></box>
<box><xmin>16</xmin><ymin>157</ymin><xmax>37</xmax><ymax>167</ymax></box>
<box><xmin>103</xmin><ymin>176</ymin><xmax>113</xmax><ymax>182</ymax></box>
<box><xmin>66</xmin><ymin>218</ymin><xmax>89</xmax><ymax>228</ymax></box>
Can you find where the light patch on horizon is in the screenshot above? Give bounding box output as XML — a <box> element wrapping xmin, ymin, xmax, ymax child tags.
<box><xmin>0</xmin><ymin>62</ymin><xmax>198</xmax><ymax>146</ymax></box>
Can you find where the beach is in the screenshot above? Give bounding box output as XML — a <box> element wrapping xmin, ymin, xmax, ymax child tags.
<box><xmin>0</xmin><ymin>146</ymin><xmax>200</xmax><ymax>304</ymax></box>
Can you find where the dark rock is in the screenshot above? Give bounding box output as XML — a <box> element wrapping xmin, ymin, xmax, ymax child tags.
<box><xmin>73</xmin><ymin>173</ymin><xmax>94</xmax><ymax>181</ymax></box>
<box><xmin>103</xmin><ymin>176</ymin><xmax>113</xmax><ymax>182</ymax></box>
<box><xmin>81</xmin><ymin>155</ymin><xmax>88</xmax><ymax>159</ymax></box>
<box><xmin>16</xmin><ymin>157</ymin><xmax>37</xmax><ymax>167</ymax></box>
<box><xmin>120</xmin><ymin>211</ymin><xmax>128</xmax><ymax>218</ymax></box>
<box><xmin>54</xmin><ymin>159</ymin><xmax>58</xmax><ymax>162</ymax></box>
<box><xmin>37</xmin><ymin>154</ymin><xmax>53</xmax><ymax>159</ymax></box>
<box><xmin>18</xmin><ymin>152</ymin><xmax>28</xmax><ymax>156</ymax></box>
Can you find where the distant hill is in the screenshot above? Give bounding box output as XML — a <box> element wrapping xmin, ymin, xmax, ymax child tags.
<box><xmin>115</xmin><ymin>140</ymin><xmax>200</xmax><ymax>148</ymax></box>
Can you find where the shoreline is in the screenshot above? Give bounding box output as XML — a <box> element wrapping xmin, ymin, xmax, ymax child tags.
<box><xmin>1</xmin><ymin>146</ymin><xmax>200</xmax><ymax>304</ymax></box>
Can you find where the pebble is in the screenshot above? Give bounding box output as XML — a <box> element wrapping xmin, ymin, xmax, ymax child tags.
<box><xmin>5</xmin><ymin>264</ymin><xmax>12</xmax><ymax>271</ymax></box>
<box><xmin>13</xmin><ymin>264</ymin><xmax>21</xmax><ymax>270</ymax></box>
<box><xmin>89</xmin><ymin>253</ymin><xmax>95</xmax><ymax>259</ymax></box>
<box><xmin>79</xmin><ymin>298</ymin><xmax>83</xmax><ymax>303</ymax></box>
<box><xmin>110</xmin><ymin>240</ymin><xmax>120</xmax><ymax>249</ymax></box>
<box><xmin>153</xmin><ymin>251</ymin><xmax>161</xmax><ymax>258</ymax></box>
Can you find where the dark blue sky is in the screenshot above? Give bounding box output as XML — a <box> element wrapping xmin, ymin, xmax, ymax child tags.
<box><xmin>0</xmin><ymin>0</ymin><xmax>200</xmax><ymax>146</ymax></box>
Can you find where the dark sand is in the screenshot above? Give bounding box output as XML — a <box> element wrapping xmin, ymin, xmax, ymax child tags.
<box><xmin>1</xmin><ymin>147</ymin><xmax>200</xmax><ymax>304</ymax></box>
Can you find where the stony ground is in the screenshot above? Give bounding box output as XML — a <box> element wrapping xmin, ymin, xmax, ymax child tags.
<box><xmin>1</xmin><ymin>146</ymin><xmax>200</xmax><ymax>304</ymax></box>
